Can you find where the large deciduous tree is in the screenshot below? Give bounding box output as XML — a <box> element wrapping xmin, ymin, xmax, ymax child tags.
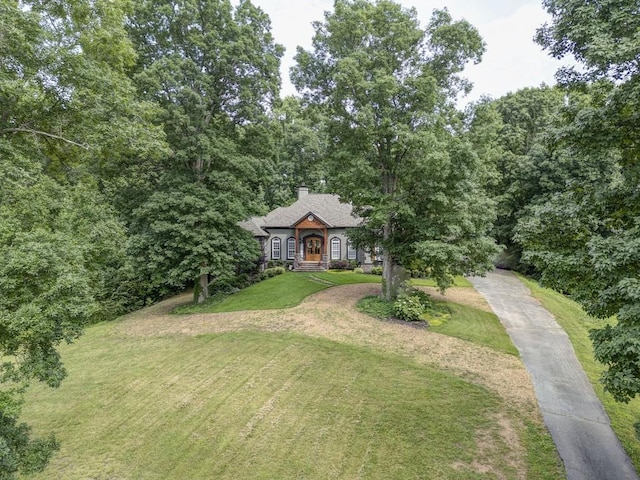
<box><xmin>292</xmin><ymin>0</ymin><xmax>498</xmax><ymax>299</ymax></box>
<box><xmin>516</xmin><ymin>0</ymin><xmax>640</xmax><ymax>402</ymax></box>
<box><xmin>0</xmin><ymin>0</ymin><xmax>163</xmax><ymax>476</ymax></box>
<box><xmin>127</xmin><ymin>0</ymin><xmax>283</xmax><ymax>303</ymax></box>
<box><xmin>266</xmin><ymin>96</ymin><xmax>329</xmax><ymax>207</ymax></box>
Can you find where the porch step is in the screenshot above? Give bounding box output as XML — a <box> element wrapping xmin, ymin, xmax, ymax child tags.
<box><xmin>294</xmin><ymin>262</ymin><xmax>326</xmax><ymax>272</ymax></box>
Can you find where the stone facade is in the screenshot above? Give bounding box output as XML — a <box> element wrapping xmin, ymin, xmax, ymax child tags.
<box><xmin>240</xmin><ymin>187</ymin><xmax>376</xmax><ymax>271</ymax></box>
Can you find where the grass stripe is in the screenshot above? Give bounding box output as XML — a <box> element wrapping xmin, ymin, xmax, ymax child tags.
<box><xmin>20</xmin><ymin>328</ymin><xmax>562</xmax><ymax>479</ymax></box>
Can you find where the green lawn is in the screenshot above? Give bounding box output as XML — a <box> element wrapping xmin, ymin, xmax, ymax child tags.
<box><xmin>431</xmin><ymin>303</ymin><xmax>519</xmax><ymax>356</ymax></box>
<box><xmin>176</xmin><ymin>272</ymin><xmax>381</xmax><ymax>314</ymax></box>
<box><xmin>19</xmin><ymin>325</ymin><xmax>562</xmax><ymax>479</ymax></box>
<box><xmin>519</xmin><ymin>275</ymin><xmax>640</xmax><ymax>470</ymax></box>
<box><xmin>176</xmin><ymin>271</ymin><xmax>470</xmax><ymax>314</ymax></box>
<box><xmin>356</xmin><ymin>295</ymin><xmax>518</xmax><ymax>356</ymax></box>
<box><xmin>16</xmin><ymin>273</ymin><xmax>566</xmax><ymax>479</ymax></box>
<box><xmin>410</xmin><ymin>276</ymin><xmax>472</xmax><ymax>287</ymax></box>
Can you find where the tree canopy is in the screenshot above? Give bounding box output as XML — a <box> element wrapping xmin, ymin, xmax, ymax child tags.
<box><xmin>0</xmin><ymin>0</ymin><xmax>164</xmax><ymax>475</ymax></box>
<box><xmin>515</xmin><ymin>0</ymin><xmax>640</xmax><ymax>402</ymax></box>
<box><xmin>292</xmin><ymin>0</ymin><xmax>498</xmax><ymax>299</ymax></box>
<box><xmin>126</xmin><ymin>0</ymin><xmax>283</xmax><ymax>303</ymax></box>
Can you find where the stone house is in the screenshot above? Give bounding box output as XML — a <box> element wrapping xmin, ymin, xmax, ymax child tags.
<box><xmin>240</xmin><ymin>186</ymin><xmax>379</xmax><ymax>271</ymax></box>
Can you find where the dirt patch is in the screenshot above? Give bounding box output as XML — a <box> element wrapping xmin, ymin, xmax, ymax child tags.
<box><xmin>115</xmin><ymin>284</ymin><xmax>537</xmax><ymax>413</ymax></box>
<box><xmin>420</xmin><ymin>286</ymin><xmax>493</xmax><ymax>312</ymax></box>
<box><xmin>452</xmin><ymin>413</ymin><xmax>527</xmax><ymax>479</ymax></box>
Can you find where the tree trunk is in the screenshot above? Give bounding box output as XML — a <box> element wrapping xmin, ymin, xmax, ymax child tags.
<box><xmin>382</xmin><ymin>253</ymin><xmax>395</xmax><ymax>301</ymax></box>
<box><xmin>380</xmin><ymin>164</ymin><xmax>395</xmax><ymax>299</ymax></box>
<box><xmin>196</xmin><ymin>272</ymin><xmax>209</xmax><ymax>304</ymax></box>
<box><xmin>381</xmin><ymin>219</ymin><xmax>408</xmax><ymax>301</ymax></box>
<box><xmin>381</xmin><ymin>220</ymin><xmax>395</xmax><ymax>301</ymax></box>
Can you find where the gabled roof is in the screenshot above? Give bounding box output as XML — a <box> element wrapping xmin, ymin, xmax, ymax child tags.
<box><xmin>292</xmin><ymin>210</ymin><xmax>332</xmax><ymax>227</ymax></box>
<box><xmin>242</xmin><ymin>193</ymin><xmax>361</xmax><ymax>235</ymax></box>
<box><xmin>263</xmin><ymin>193</ymin><xmax>361</xmax><ymax>228</ymax></box>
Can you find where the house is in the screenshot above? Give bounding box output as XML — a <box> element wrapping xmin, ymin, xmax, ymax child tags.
<box><xmin>240</xmin><ymin>186</ymin><xmax>378</xmax><ymax>271</ymax></box>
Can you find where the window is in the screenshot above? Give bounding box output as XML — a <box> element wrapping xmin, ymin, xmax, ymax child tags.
<box><xmin>287</xmin><ymin>237</ymin><xmax>296</xmax><ymax>260</ymax></box>
<box><xmin>271</xmin><ymin>237</ymin><xmax>281</xmax><ymax>260</ymax></box>
<box><xmin>331</xmin><ymin>237</ymin><xmax>341</xmax><ymax>260</ymax></box>
<box><xmin>347</xmin><ymin>241</ymin><xmax>357</xmax><ymax>260</ymax></box>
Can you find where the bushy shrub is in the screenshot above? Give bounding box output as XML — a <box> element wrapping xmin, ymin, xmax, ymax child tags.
<box><xmin>393</xmin><ymin>282</ymin><xmax>434</xmax><ymax>322</ymax></box>
<box><xmin>410</xmin><ymin>289</ymin><xmax>432</xmax><ymax>308</ymax></box>
<box><xmin>393</xmin><ymin>294</ymin><xmax>425</xmax><ymax>322</ymax></box>
<box><xmin>370</xmin><ymin>266</ymin><xmax>383</xmax><ymax>275</ymax></box>
<box><xmin>354</xmin><ymin>267</ymin><xmax>364</xmax><ymax>274</ymax></box>
<box><xmin>329</xmin><ymin>259</ymin><xmax>352</xmax><ymax>270</ymax></box>
<box><xmin>267</xmin><ymin>260</ymin><xmax>285</xmax><ymax>269</ymax></box>
<box><xmin>261</xmin><ymin>266</ymin><xmax>286</xmax><ymax>279</ymax></box>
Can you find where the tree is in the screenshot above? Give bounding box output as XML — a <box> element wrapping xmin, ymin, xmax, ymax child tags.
<box><xmin>127</xmin><ymin>0</ymin><xmax>283</xmax><ymax>303</ymax></box>
<box><xmin>516</xmin><ymin>0</ymin><xmax>640</xmax><ymax>402</ymax></box>
<box><xmin>489</xmin><ymin>86</ymin><xmax>576</xmax><ymax>269</ymax></box>
<box><xmin>0</xmin><ymin>0</ymin><xmax>164</xmax><ymax>475</ymax></box>
<box><xmin>266</xmin><ymin>96</ymin><xmax>329</xmax><ymax>207</ymax></box>
<box><xmin>0</xmin><ymin>147</ymin><xmax>134</xmax><ymax>479</ymax></box>
<box><xmin>292</xmin><ymin>0</ymin><xmax>498</xmax><ymax>300</ymax></box>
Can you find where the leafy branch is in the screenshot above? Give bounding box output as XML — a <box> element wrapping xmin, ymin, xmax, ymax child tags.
<box><xmin>1</xmin><ymin>128</ymin><xmax>89</xmax><ymax>150</ymax></box>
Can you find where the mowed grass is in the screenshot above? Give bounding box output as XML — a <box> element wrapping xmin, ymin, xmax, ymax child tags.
<box><xmin>519</xmin><ymin>275</ymin><xmax>640</xmax><ymax>470</ymax></box>
<box><xmin>176</xmin><ymin>272</ymin><xmax>380</xmax><ymax>313</ymax></box>
<box><xmin>177</xmin><ymin>271</ymin><xmax>470</xmax><ymax>314</ymax></box>
<box><xmin>18</xmin><ymin>324</ymin><xmax>549</xmax><ymax>480</ymax></box>
<box><xmin>355</xmin><ymin>296</ymin><xmax>516</xmax><ymax>356</ymax></box>
<box><xmin>431</xmin><ymin>303</ymin><xmax>519</xmax><ymax>356</ymax></box>
<box><xmin>410</xmin><ymin>276</ymin><xmax>473</xmax><ymax>288</ymax></box>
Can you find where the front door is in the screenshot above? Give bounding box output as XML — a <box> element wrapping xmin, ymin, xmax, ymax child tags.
<box><xmin>305</xmin><ymin>237</ymin><xmax>322</xmax><ymax>262</ymax></box>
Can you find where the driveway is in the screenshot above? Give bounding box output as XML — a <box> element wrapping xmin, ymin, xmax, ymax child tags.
<box><xmin>469</xmin><ymin>269</ymin><xmax>639</xmax><ymax>480</ymax></box>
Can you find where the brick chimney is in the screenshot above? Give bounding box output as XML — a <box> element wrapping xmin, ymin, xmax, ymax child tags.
<box><xmin>297</xmin><ymin>185</ymin><xmax>309</xmax><ymax>199</ymax></box>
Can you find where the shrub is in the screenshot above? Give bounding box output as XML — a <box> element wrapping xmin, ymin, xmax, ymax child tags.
<box><xmin>261</xmin><ymin>267</ymin><xmax>286</xmax><ymax>280</ymax></box>
<box><xmin>370</xmin><ymin>266</ymin><xmax>383</xmax><ymax>275</ymax></box>
<box><xmin>229</xmin><ymin>273</ymin><xmax>252</xmax><ymax>290</ymax></box>
<box><xmin>392</xmin><ymin>281</ymin><xmax>435</xmax><ymax>322</ymax></box>
<box><xmin>267</xmin><ymin>260</ymin><xmax>285</xmax><ymax>269</ymax></box>
<box><xmin>411</xmin><ymin>289</ymin><xmax>433</xmax><ymax>308</ymax></box>
<box><xmin>354</xmin><ymin>267</ymin><xmax>364</xmax><ymax>274</ymax></box>
<box><xmin>356</xmin><ymin>296</ymin><xmax>395</xmax><ymax>320</ymax></box>
<box><xmin>393</xmin><ymin>294</ymin><xmax>425</xmax><ymax>322</ymax></box>
<box><xmin>329</xmin><ymin>259</ymin><xmax>352</xmax><ymax>270</ymax></box>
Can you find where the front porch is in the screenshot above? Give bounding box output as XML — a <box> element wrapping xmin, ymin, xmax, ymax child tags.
<box><xmin>292</xmin><ymin>212</ymin><xmax>331</xmax><ymax>272</ymax></box>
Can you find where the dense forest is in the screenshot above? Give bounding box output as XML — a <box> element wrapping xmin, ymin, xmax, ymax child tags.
<box><xmin>0</xmin><ymin>0</ymin><xmax>638</xmax><ymax>476</ymax></box>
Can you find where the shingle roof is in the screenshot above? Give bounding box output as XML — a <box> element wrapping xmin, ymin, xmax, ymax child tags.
<box><xmin>243</xmin><ymin>193</ymin><xmax>361</xmax><ymax>234</ymax></box>
<box><xmin>266</xmin><ymin>193</ymin><xmax>361</xmax><ymax>227</ymax></box>
<box><xmin>238</xmin><ymin>217</ymin><xmax>269</xmax><ymax>237</ymax></box>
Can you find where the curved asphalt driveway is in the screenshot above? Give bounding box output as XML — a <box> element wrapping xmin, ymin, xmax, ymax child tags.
<box><xmin>469</xmin><ymin>269</ymin><xmax>638</xmax><ymax>480</ymax></box>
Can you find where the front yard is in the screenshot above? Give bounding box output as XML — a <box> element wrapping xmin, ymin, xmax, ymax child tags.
<box><xmin>19</xmin><ymin>274</ymin><xmax>564</xmax><ymax>479</ymax></box>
